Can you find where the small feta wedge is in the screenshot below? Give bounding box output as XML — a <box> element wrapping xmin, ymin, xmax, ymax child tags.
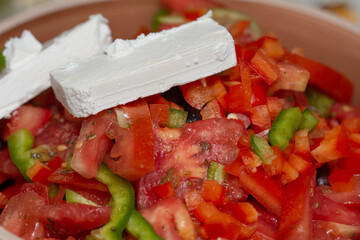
<box><xmin>0</xmin><ymin>14</ymin><xmax>112</xmax><ymax>119</ymax></box>
<box><xmin>51</xmin><ymin>12</ymin><xmax>237</xmax><ymax>118</ymax></box>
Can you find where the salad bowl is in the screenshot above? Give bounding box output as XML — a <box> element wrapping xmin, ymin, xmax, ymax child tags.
<box><xmin>0</xmin><ymin>0</ymin><xmax>360</xmax><ymax>239</ymax></box>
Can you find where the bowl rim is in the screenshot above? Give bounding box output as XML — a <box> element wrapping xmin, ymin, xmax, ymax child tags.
<box><xmin>1</xmin><ymin>0</ymin><xmax>360</xmax><ymax>37</ymax></box>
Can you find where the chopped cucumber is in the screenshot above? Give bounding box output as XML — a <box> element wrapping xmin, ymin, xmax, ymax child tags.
<box><xmin>167</xmin><ymin>108</ymin><xmax>188</xmax><ymax>128</ymax></box>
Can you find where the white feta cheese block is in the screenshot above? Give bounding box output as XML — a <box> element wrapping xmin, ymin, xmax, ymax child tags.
<box><xmin>51</xmin><ymin>12</ymin><xmax>237</xmax><ymax>118</ymax></box>
<box><xmin>3</xmin><ymin>30</ymin><xmax>42</xmax><ymax>72</ymax></box>
<box><xmin>0</xmin><ymin>14</ymin><xmax>112</xmax><ymax>119</ymax></box>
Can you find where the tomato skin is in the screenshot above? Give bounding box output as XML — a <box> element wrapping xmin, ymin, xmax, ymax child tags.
<box><xmin>284</xmin><ymin>52</ymin><xmax>353</xmax><ymax>103</ymax></box>
<box><xmin>0</xmin><ymin>190</ymin><xmax>46</xmax><ymax>240</ymax></box>
<box><xmin>106</xmin><ymin>100</ymin><xmax>155</xmax><ymax>181</ymax></box>
<box><xmin>279</xmin><ymin>167</ymin><xmax>316</xmax><ymax>239</ymax></box>
<box><xmin>141</xmin><ymin>197</ymin><xmax>196</xmax><ymax>240</ymax></box>
<box><xmin>222</xmin><ymin>83</ymin><xmax>251</xmax><ymax>113</ymax></box>
<box><xmin>31</xmin><ymin>203</ymin><xmax>111</xmax><ymax>237</ymax></box>
<box><xmin>48</xmin><ymin>168</ymin><xmax>109</xmax><ymax>193</ymax></box>
<box><xmin>328</xmin><ymin>169</ymin><xmax>356</xmax><ymax>192</ymax></box>
<box><xmin>71</xmin><ymin>110</ymin><xmax>115</xmax><ymax>179</ymax></box>
<box><xmin>2</xmin><ymin>105</ymin><xmax>52</xmax><ymax>141</ymax></box>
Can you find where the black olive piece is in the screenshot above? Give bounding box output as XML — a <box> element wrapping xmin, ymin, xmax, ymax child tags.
<box><xmin>162</xmin><ymin>86</ymin><xmax>202</xmax><ymax>122</ymax></box>
<box><xmin>316</xmin><ymin>164</ymin><xmax>330</xmax><ymax>186</ymax></box>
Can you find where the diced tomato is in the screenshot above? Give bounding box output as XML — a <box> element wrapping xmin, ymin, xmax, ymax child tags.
<box><xmin>193</xmin><ymin>201</ymin><xmax>256</xmax><ymax>240</ymax></box>
<box><xmin>0</xmin><ymin>148</ymin><xmax>22</xmax><ymax>179</ymax></box>
<box><xmin>313</xmin><ymin>220</ymin><xmax>360</xmax><ymax>240</ymax></box>
<box><xmin>181</xmin><ymin>76</ymin><xmax>227</xmax><ymax>110</ymax></box>
<box><xmin>31</xmin><ymin>203</ymin><xmax>111</xmax><ymax>236</ymax></box>
<box><xmin>105</xmin><ymin>100</ymin><xmax>155</xmax><ymax>181</ymax></box>
<box><xmin>328</xmin><ymin>169</ymin><xmax>356</xmax><ymax>192</ymax></box>
<box><xmin>0</xmin><ymin>180</ymin><xmax>26</xmax><ymax>209</ymax></box>
<box><xmin>150</xmin><ymin>103</ymin><xmax>169</xmax><ymax>127</ymax></box>
<box><xmin>224</xmin><ymin>163</ymin><xmax>285</xmax><ymax>217</ymax></box>
<box><xmin>312</xmin><ymin>187</ymin><xmax>360</xmax><ymax>226</ymax></box>
<box><xmin>161</xmin><ymin>0</ymin><xmax>214</xmax><ymax>13</ymax></box>
<box><xmin>259</xmin><ymin>36</ymin><xmax>285</xmax><ymax>61</ymax></box>
<box><xmin>71</xmin><ymin>110</ymin><xmax>115</xmax><ymax>179</ymax></box>
<box><xmin>279</xmin><ymin>167</ymin><xmax>315</xmax><ymax>239</ymax></box>
<box><xmin>268</xmin><ymin>62</ymin><xmax>309</xmax><ymax>95</ymax></box>
<box><xmin>332</xmin><ymin>103</ymin><xmax>360</xmax><ymax>122</ymax></box>
<box><xmin>26</xmin><ymin>161</ymin><xmax>53</xmax><ymax>185</ymax></box>
<box><xmin>145</xmin><ymin>94</ymin><xmax>169</xmax><ymax>105</ymax></box>
<box><xmin>201</xmin><ymin>179</ymin><xmax>226</xmax><ymax>205</ymax></box>
<box><xmin>2</xmin><ymin>105</ymin><xmax>52</xmax><ymax>141</ymax></box>
<box><xmin>228</xmin><ymin>20</ymin><xmax>250</xmax><ymax>39</ymax></box>
<box><xmin>311</xmin><ymin>124</ymin><xmax>349</xmax><ymax>163</ymax></box>
<box><xmin>183</xmin><ymin>8</ymin><xmax>206</xmax><ymax>20</ymax></box>
<box><xmin>0</xmin><ymin>190</ymin><xmax>46</xmax><ymax>239</ymax></box>
<box><xmin>48</xmin><ymin>168</ymin><xmax>109</xmax><ymax>192</ymax></box>
<box><xmin>280</xmin><ymin>161</ymin><xmax>299</xmax><ymax>185</ymax></box>
<box><xmin>250</xmin><ymin>48</ymin><xmax>279</xmax><ymax>85</ymax></box>
<box><xmin>141</xmin><ymin>197</ymin><xmax>196</xmax><ymax>240</ymax></box>
<box><xmin>200</xmin><ymin>99</ymin><xmax>225</xmax><ymax>119</ymax></box>
<box><xmin>184</xmin><ymin>189</ymin><xmax>204</xmax><ymax>211</ymax></box>
<box><xmin>152</xmin><ymin>181</ymin><xmax>175</xmax><ymax>198</ymax></box>
<box><xmin>250</xmin><ymin>218</ymin><xmax>278</xmax><ymax>240</ymax></box>
<box><xmin>287</xmin><ymin>153</ymin><xmax>312</xmax><ymax>174</ymax></box>
<box><xmin>284</xmin><ymin>52</ymin><xmax>353</xmax><ymax>103</ymax></box>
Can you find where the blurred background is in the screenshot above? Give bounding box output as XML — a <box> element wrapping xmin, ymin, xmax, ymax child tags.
<box><xmin>0</xmin><ymin>0</ymin><xmax>360</xmax><ymax>23</ymax></box>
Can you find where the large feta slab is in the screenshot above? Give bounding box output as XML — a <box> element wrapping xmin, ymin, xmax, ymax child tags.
<box><xmin>0</xmin><ymin>14</ymin><xmax>112</xmax><ymax>119</ymax></box>
<box><xmin>51</xmin><ymin>12</ymin><xmax>237</xmax><ymax>118</ymax></box>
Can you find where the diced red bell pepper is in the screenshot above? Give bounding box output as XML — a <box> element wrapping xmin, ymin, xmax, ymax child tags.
<box><xmin>266</xmin><ymin>97</ymin><xmax>283</xmax><ymax>121</ymax></box>
<box><xmin>279</xmin><ymin>167</ymin><xmax>316</xmax><ymax>239</ymax></box>
<box><xmin>280</xmin><ymin>161</ymin><xmax>299</xmax><ymax>185</ymax></box>
<box><xmin>181</xmin><ymin>76</ymin><xmax>227</xmax><ymax>110</ymax></box>
<box><xmin>262</xmin><ymin>146</ymin><xmax>285</xmax><ymax>177</ymax></box>
<box><xmin>201</xmin><ymin>179</ymin><xmax>226</xmax><ymax>206</ymax></box>
<box><xmin>183</xmin><ymin>8</ymin><xmax>206</xmax><ymax>20</ymax></box>
<box><xmin>150</xmin><ymin>103</ymin><xmax>170</xmax><ymax>127</ymax></box>
<box><xmin>259</xmin><ymin>36</ymin><xmax>285</xmax><ymax>61</ymax></box>
<box><xmin>221</xmin><ymin>83</ymin><xmax>251</xmax><ymax>113</ymax></box>
<box><xmin>287</xmin><ymin>154</ymin><xmax>312</xmax><ymax>174</ymax></box>
<box><xmin>251</xmin><ymin>78</ymin><xmax>267</xmax><ymax>107</ymax></box>
<box><xmin>328</xmin><ymin>169</ymin><xmax>356</xmax><ymax>192</ymax></box>
<box><xmin>250</xmin><ymin>105</ymin><xmax>271</xmax><ymax>132</ymax></box>
<box><xmin>228</xmin><ymin>21</ymin><xmax>250</xmax><ymax>39</ymax></box>
<box><xmin>229</xmin><ymin>202</ymin><xmax>258</xmax><ymax>224</ymax></box>
<box><xmin>47</xmin><ymin>156</ymin><xmax>63</xmax><ymax>171</ymax></box>
<box><xmin>284</xmin><ymin>52</ymin><xmax>353</xmax><ymax>103</ymax></box>
<box><xmin>250</xmin><ymin>48</ymin><xmax>279</xmax><ymax>85</ymax></box>
<box><xmin>343</xmin><ymin>118</ymin><xmax>360</xmax><ymax>134</ymax></box>
<box><xmin>238</xmin><ymin>148</ymin><xmax>262</xmax><ymax>173</ymax></box>
<box><xmin>2</xmin><ymin>105</ymin><xmax>52</xmax><ymax>141</ymax></box>
<box><xmin>311</xmin><ymin>124</ymin><xmax>349</xmax><ymax>163</ymax></box>
<box><xmin>145</xmin><ymin>94</ymin><xmax>169</xmax><ymax>105</ymax></box>
<box><xmin>193</xmin><ymin>201</ymin><xmax>256</xmax><ymax>240</ymax></box>
<box><xmin>152</xmin><ymin>182</ymin><xmax>175</xmax><ymax>198</ymax></box>
<box><xmin>169</xmin><ymin>101</ymin><xmax>184</xmax><ymax>111</ymax></box>
<box><xmin>200</xmin><ymin>99</ymin><xmax>225</xmax><ymax>119</ymax></box>
<box><xmin>343</xmin><ymin>147</ymin><xmax>360</xmax><ymax>173</ymax></box>
<box><xmin>223</xmin><ymin>162</ymin><xmax>285</xmax><ymax>217</ymax></box>
<box><xmin>26</xmin><ymin>161</ymin><xmax>53</xmax><ymax>185</ymax></box>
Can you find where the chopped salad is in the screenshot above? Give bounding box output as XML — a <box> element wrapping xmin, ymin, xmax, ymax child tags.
<box><xmin>0</xmin><ymin>0</ymin><xmax>360</xmax><ymax>240</ymax></box>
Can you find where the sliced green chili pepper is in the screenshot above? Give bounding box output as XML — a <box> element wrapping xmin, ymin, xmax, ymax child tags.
<box><xmin>125</xmin><ymin>210</ymin><xmax>163</xmax><ymax>240</ymax></box>
<box><xmin>91</xmin><ymin>164</ymin><xmax>135</xmax><ymax>240</ymax></box>
<box><xmin>167</xmin><ymin>108</ymin><xmax>188</xmax><ymax>128</ymax></box>
<box><xmin>7</xmin><ymin>128</ymin><xmax>36</xmax><ymax>182</ymax></box>
<box><xmin>250</xmin><ymin>134</ymin><xmax>276</xmax><ymax>165</ymax></box>
<box><xmin>66</xmin><ymin>189</ymin><xmax>97</xmax><ymax>207</ymax></box>
<box><xmin>306</xmin><ymin>87</ymin><xmax>335</xmax><ymax>118</ymax></box>
<box><xmin>299</xmin><ymin>108</ymin><xmax>319</xmax><ymax>132</ymax></box>
<box><xmin>48</xmin><ymin>183</ymin><xmax>59</xmax><ymax>199</ymax></box>
<box><xmin>268</xmin><ymin>107</ymin><xmax>303</xmax><ymax>151</ymax></box>
<box><xmin>207</xmin><ymin>161</ymin><xmax>227</xmax><ymax>184</ymax></box>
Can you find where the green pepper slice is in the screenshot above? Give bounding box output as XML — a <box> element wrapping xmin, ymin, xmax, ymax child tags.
<box><xmin>91</xmin><ymin>164</ymin><xmax>135</xmax><ymax>240</ymax></box>
<box><xmin>306</xmin><ymin>87</ymin><xmax>335</xmax><ymax>118</ymax></box>
<box><xmin>268</xmin><ymin>107</ymin><xmax>303</xmax><ymax>150</ymax></box>
<box><xmin>125</xmin><ymin>210</ymin><xmax>163</xmax><ymax>240</ymax></box>
<box><xmin>207</xmin><ymin>161</ymin><xmax>227</xmax><ymax>184</ymax></box>
<box><xmin>7</xmin><ymin>128</ymin><xmax>36</xmax><ymax>182</ymax></box>
<box><xmin>299</xmin><ymin>108</ymin><xmax>319</xmax><ymax>132</ymax></box>
<box><xmin>167</xmin><ymin>108</ymin><xmax>188</xmax><ymax>128</ymax></box>
<box><xmin>250</xmin><ymin>134</ymin><xmax>276</xmax><ymax>165</ymax></box>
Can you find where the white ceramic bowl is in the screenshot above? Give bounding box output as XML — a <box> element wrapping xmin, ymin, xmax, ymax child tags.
<box><xmin>0</xmin><ymin>0</ymin><xmax>360</xmax><ymax>239</ymax></box>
